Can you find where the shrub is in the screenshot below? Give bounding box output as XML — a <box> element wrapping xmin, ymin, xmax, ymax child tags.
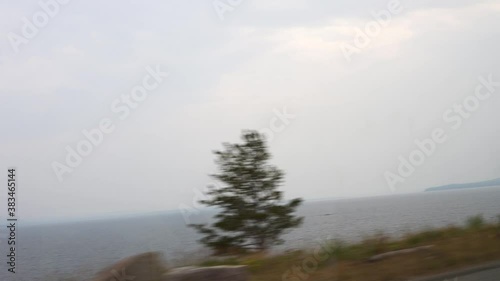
<box><xmin>325</xmin><ymin>239</ymin><xmax>347</xmax><ymax>260</ymax></box>
<box><xmin>466</xmin><ymin>215</ymin><xmax>485</xmax><ymax>230</ymax></box>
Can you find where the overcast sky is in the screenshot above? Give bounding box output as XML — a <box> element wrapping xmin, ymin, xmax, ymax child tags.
<box><xmin>1</xmin><ymin>0</ymin><xmax>499</xmax><ymax>221</ymax></box>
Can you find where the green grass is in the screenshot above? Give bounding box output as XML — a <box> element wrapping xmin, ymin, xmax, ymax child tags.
<box><xmin>198</xmin><ymin>257</ymin><xmax>241</xmax><ymax>267</ymax></box>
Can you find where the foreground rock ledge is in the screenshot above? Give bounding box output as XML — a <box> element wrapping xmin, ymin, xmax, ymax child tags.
<box><xmin>92</xmin><ymin>252</ymin><xmax>166</xmax><ymax>281</ymax></box>
<box><xmin>164</xmin><ymin>265</ymin><xmax>248</xmax><ymax>281</ymax></box>
<box><xmin>91</xmin><ymin>252</ymin><xmax>248</xmax><ymax>281</ymax></box>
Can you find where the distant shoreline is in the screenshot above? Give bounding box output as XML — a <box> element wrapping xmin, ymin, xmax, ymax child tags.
<box><xmin>425</xmin><ymin>178</ymin><xmax>500</xmax><ymax>192</ymax></box>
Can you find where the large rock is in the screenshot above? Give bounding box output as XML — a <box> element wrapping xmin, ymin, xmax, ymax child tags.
<box><xmin>92</xmin><ymin>252</ymin><xmax>166</xmax><ymax>281</ymax></box>
<box><xmin>163</xmin><ymin>265</ymin><xmax>248</xmax><ymax>281</ymax></box>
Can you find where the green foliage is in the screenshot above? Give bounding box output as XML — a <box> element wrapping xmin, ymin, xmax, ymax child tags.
<box><xmin>324</xmin><ymin>239</ymin><xmax>350</xmax><ymax>260</ymax></box>
<box><xmin>466</xmin><ymin>215</ymin><xmax>485</xmax><ymax>230</ymax></box>
<box><xmin>404</xmin><ymin>228</ymin><xmax>446</xmax><ymax>246</ymax></box>
<box><xmin>198</xmin><ymin>257</ymin><xmax>240</xmax><ymax>267</ymax></box>
<box><xmin>357</xmin><ymin>232</ymin><xmax>390</xmax><ymax>256</ymax></box>
<box><xmin>190</xmin><ymin>130</ymin><xmax>303</xmax><ymax>255</ymax></box>
<box><xmin>241</xmin><ymin>256</ymin><xmax>265</xmax><ymax>269</ymax></box>
<box><xmin>324</xmin><ymin>239</ymin><xmax>382</xmax><ymax>261</ymax></box>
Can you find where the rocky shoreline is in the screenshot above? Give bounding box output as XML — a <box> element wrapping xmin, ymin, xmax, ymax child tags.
<box><xmin>91</xmin><ymin>252</ymin><xmax>248</xmax><ymax>281</ymax></box>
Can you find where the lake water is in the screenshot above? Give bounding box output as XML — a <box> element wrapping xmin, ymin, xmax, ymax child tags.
<box><xmin>1</xmin><ymin>187</ymin><xmax>500</xmax><ymax>281</ymax></box>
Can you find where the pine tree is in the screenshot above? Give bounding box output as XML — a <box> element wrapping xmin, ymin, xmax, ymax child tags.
<box><xmin>190</xmin><ymin>130</ymin><xmax>303</xmax><ymax>254</ymax></box>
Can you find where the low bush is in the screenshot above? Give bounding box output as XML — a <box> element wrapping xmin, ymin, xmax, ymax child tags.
<box><xmin>466</xmin><ymin>215</ymin><xmax>485</xmax><ymax>230</ymax></box>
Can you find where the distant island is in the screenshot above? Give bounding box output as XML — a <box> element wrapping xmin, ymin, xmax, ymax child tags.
<box><xmin>426</xmin><ymin>178</ymin><xmax>500</xmax><ymax>192</ymax></box>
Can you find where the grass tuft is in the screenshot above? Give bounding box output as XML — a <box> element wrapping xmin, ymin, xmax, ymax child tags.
<box><xmin>466</xmin><ymin>214</ymin><xmax>485</xmax><ymax>230</ymax></box>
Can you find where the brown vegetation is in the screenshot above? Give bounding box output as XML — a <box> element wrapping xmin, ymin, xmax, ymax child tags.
<box><xmin>201</xmin><ymin>215</ymin><xmax>500</xmax><ymax>281</ymax></box>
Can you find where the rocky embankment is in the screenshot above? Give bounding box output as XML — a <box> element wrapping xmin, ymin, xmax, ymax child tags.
<box><xmin>91</xmin><ymin>252</ymin><xmax>248</xmax><ymax>281</ymax></box>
